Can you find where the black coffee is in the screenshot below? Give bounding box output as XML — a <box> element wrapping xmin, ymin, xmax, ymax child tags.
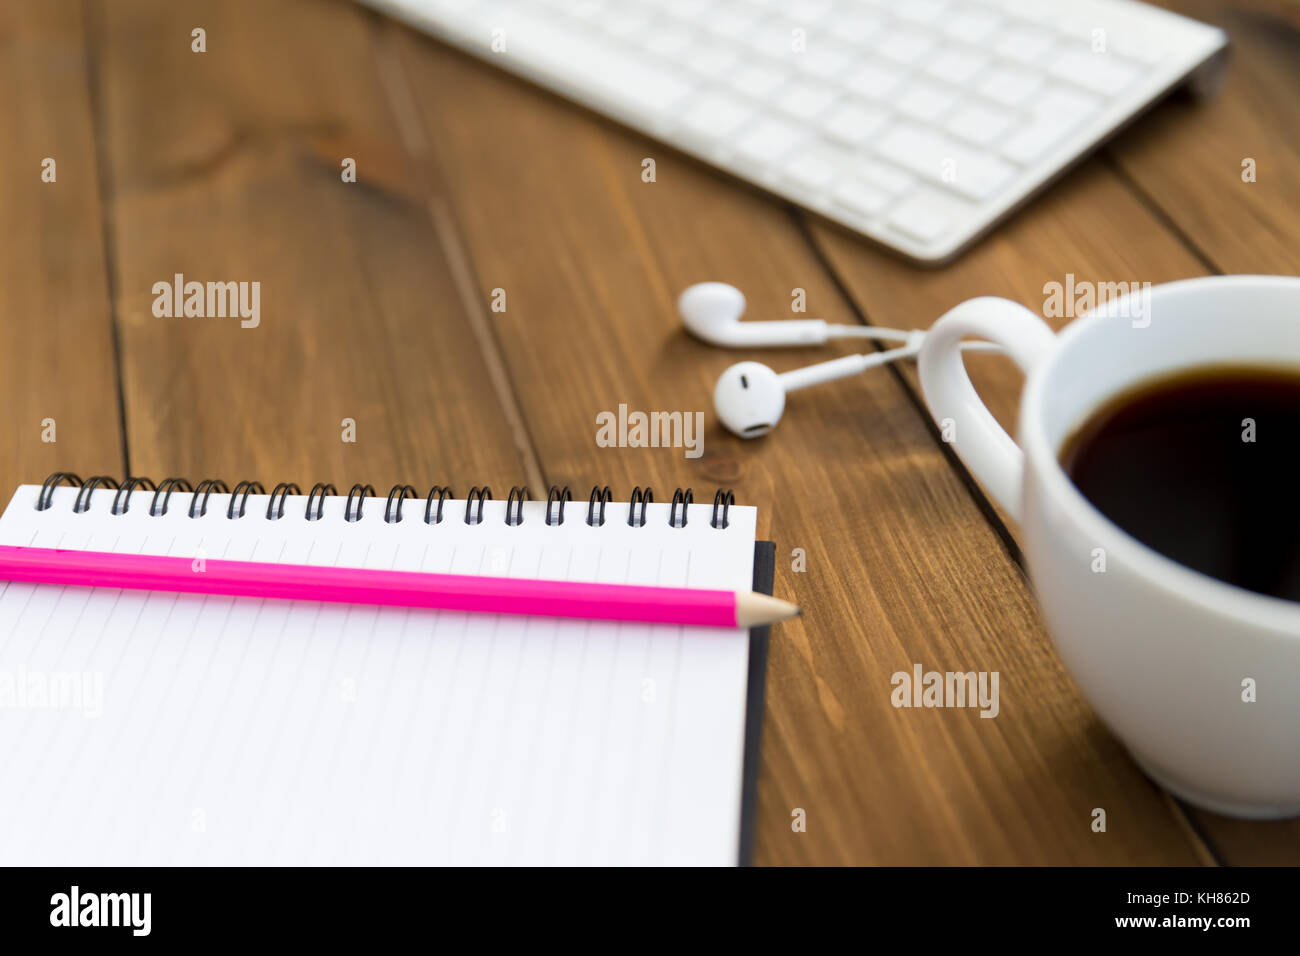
<box><xmin>1060</xmin><ymin>365</ymin><xmax>1300</xmax><ymax>602</ymax></box>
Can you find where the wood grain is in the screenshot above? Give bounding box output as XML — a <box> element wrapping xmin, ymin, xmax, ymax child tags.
<box><xmin>10</xmin><ymin>0</ymin><xmax>1292</xmax><ymax>865</ymax></box>
<box><xmin>1107</xmin><ymin>0</ymin><xmax>1300</xmax><ymax>862</ymax></box>
<box><xmin>88</xmin><ymin>0</ymin><xmax>526</xmax><ymax>495</ymax></box>
<box><xmin>0</xmin><ymin>0</ymin><xmax>123</xmax><ymax>493</ymax></box>
<box><xmin>1115</xmin><ymin>0</ymin><xmax>1300</xmax><ymax>275</ymax></box>
<box><xmin>810</xmin><ymin>161</ymin><xmax>1209</xmax><ymax>441</ymax></box>
<box><xmin>807</xmin><ymin>0</ymin><xmax>1300</xmax><ymax>863</ymax></box>
<box><xmin>388</xmin><ymin>26</ymin><xmax>1210</xmax><ymax>864</ymax></box>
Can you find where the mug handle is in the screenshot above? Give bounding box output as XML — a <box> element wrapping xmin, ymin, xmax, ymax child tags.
<box><xmin>917</xmin><ymin>297</ymin><xmax>1057</xmax><ymax>522</ymax></box>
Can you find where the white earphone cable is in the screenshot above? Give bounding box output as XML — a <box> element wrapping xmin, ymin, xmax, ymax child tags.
<box><xmin>830</xmin><ymin>326</ymin><xmax>1005</xmax><ymax>354</ymax></box>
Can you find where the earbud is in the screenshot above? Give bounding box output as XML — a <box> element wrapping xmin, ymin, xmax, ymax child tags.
<box><xmin>681</xmin><ymin>281</ymin><xmax>1001</xmax><ymax>355</ymax></box>
<box><xmin>685</xmin><ymin>281</ymin><xmax>1004</xmax><ymax>437</ymax></box>
<box><xmin>714</xmin><ymin>344</ymin><xmax>923</xmax><ymax>437</ymax></box>
<box><xmin>713</xmin><ymin>362</ymin><xmax>787</xmax><ymax>438</ymax></box>
<box><xmin>678</xmin><ymin>282</ymin><xmax>833</xmax><ymax>347</ymax></box>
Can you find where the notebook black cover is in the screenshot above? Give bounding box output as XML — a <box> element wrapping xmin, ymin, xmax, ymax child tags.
<box><xmin>737</xmin><ymin>540</ymin><xmax>775</xmax><ymax>866</ymax></box>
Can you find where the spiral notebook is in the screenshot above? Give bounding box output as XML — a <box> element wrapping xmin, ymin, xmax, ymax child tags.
<box><xmin>0</xmin><ymin>476</ymin><xmax>773</xmax><ymax>866</ymax></box>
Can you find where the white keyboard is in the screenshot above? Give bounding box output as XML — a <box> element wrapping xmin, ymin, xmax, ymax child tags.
<box><xmin>365</xmin><ymin>0</ymin><xmax>1226</xmax><ymax>263</ymax></box>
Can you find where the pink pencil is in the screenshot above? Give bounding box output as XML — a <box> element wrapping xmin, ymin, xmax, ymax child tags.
<box><xmin>0</xmin><ymin>545</ymin><xmax>799</xmax><ymax>629</ymax></box>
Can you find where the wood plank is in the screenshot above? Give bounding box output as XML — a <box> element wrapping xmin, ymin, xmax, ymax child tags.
<box><xmin>1112</xmin><ymin>0</ymin><xmax>1300</xmax><ymax>274</ymax></box>
<box><xmin>809</xmin><ymin>5</ymin><xmax>1300</xmax><ymax>862</ymax></box>
<box><xmin>0</xmin><ymin>0</ymin><xmax>123</xmax><ymax>493</ymax></box>
<box><xmin>813</xmin><ymin>161</ymin><xmax>1210</xmax><ymax>441</ymax></box>
<box><xmin>388</xmin><ymin>27</ymin><xmax>1209</xmax><ymax>864</ymax></box>
<box><xmin>1105</xmin><ymin>0</ymin><xmax>1300</xmax><ymax>861</ymax></box>
<box><xmin>89</xmin><ymin>0</ymin><xmax>526</xmax><ymax>496</ymax></box>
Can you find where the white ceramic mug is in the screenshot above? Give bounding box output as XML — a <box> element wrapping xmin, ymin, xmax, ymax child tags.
<box><xmin>917</xmin><ymin>275</ymin><xmax>1300</xmax><ymax>819</ymax></box>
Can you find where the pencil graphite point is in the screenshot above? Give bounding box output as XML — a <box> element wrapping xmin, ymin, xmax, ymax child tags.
<box><xmin>735</xmin><ymin>591</ymin><xmax>801</xmax><ymax>629</ymax></box>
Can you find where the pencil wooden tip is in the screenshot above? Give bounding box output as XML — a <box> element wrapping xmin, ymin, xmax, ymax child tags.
<box><xmin>735</xmin><ymin>591</ymin><xmax>802</xmax><ymax>628</ymax></box>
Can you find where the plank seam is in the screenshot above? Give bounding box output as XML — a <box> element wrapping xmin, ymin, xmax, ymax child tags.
<box><xmin>795</xmin><ymin>208</ymin><xmax>1226</xmax><ymax>867</ymax></box>
<box><xmin>368</xmin><ymin>15</ymin><xmax>547</xmax><ymax>497</ymax></box>
<box><xmin>80</xmin><ymin>0</ymin><xmax>132</xmax><ymax>479</ymax></box>
<box><xmin>791</xmin><ymin>209</ymin><xmax>1026</xmax><ymax>571</ymax></box>
<box><xmin>1169</xmin><ymin>794</ymin><xmax>1224</xmax><ymax>868</ymax></box>
<box><xmin>1102</xmin><ymin>152</ymin><xmax>1223</xmax><ymax>276</ymax></box>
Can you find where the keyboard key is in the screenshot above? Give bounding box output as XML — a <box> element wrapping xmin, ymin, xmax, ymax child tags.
<box><xmin>1113</xmin><ymin>35</ymin><xmax>1167</xmax><ymax>65</ymax></box>
<box><xmin>795</xmin><ymin>38</ymin><xmax>855</xmax><ymax>79</ymax></box>
<box><xmin>895</xmin><ymin>0</ymin><xmax>950</xmax><ymax>26</ymax></box>
<box><xmin>977</xmin><ymin>64</ymin><xmax>1043</xmax><ymax>107</ymax></box>
<box><xmin>856</xmin><ymin>159</ymin><xmax>915</xmax><ymax>196</ymax></box>
<box><xmin>775</xmin><ymin>79</ymin><xmax>840</xmax><ymax>119</ymax></box>
<box><xmin>561</xmin><ymin>0</ymin><xmax>606</xmax><ymax>19</ymax></box>
<box><xmin>684</xmin><ymin>40</ymin><xmax>740</xmax><ymax>77</ymax></box>
<box><xmin>833</xmin><ymin>10</ymin><xmax>887</xmax><ymax>44</ymax></box>
<box><xmin>663</xmin><ymin>0</ymin><xmax>710</xmax><ymax>21</ymax></box>
<box><xmin>643</xmin><ymin>26</ymin><xmax>694</xmax><ymax>58</ymax></box>
<box><xmin>1000</xmin><ymin>0</ymin><xmax>1054</xmax><ymax>26</ymax></box>
<box><xmin>946</xmin><ymin>102</ymin><xmax>1016</xmax><ymax>146</ymax></box>
<box><xmin>887</xmin><ymin>190</ymin><xmax>958</xmax><ymax>243</ymax></box>
<box><xmin>895</xmin><ymin>80</ymin><xmax>958</xmax><ymax>123</ymax></box>
<box><xmin>939</xmin><ymin>151</ymin><xmax>1016</xmax><ymax>201</ymax></box>
<box><xmin>872</xmin><ymin>122</ymin><xmax>1009</xmax><ymax>200</ymax></box>
<box><xmin>924</xmin><ymin>47</ymin><xmax>990</xmax><ymax>85</ymax></box>
<box><xmin>996</xmin><ymin>26</ymin><xmax>1055</xmax><ymax>65</ymax></box>
<box><xmin>748</xmin><ymin>18</ymin><xmax>801</xmax><ymax>59</ymax></box>
<box><xmin>728</xmin><ymin>62</ymin><xmax>788</xmax><ymax>98</ymax></box>
<box><xmin>941</xmin><ymin>9</ymin><xmax>1002</xmax><ymax>44</ymax></box>
<box><xmin>733</xmin><ymin>116</ymin><xmax>805</xmax><ymax>165</ymax></box>
<box><xmin>786</xmin><ymin>0</ymin><xmax>835</xmax><ymax>21</ymax></box>
<box><xmin>874</xmin><ymin>123</ymin><xmax>953</xmax><ymax>178</ymax></box>
<box><xmin>874</xmin><ymin>28</ymin><xmax>938</xmax><ymax>65</ymax></box>
<box><xmin>842</xmin><ymin>58</ymin><xmax>907</xmax><ymax>101</ymax></box>
<box><xmin>680</xmin><ymin>90</ymin><xmax>754</xmax><ymax>139</ymax></box>
<box><xmin>595</xmin><ymin>5</ymin><xmax>653</xmax><ymax>37</ymax></box>
<box><xmin>834</xmin><ymin>178</ymin><xmax>893</xmax><ymax>217</ymax></box>
<box><xmin>1056</xmin><ymin>13</ymin><xmax>1103</xmax><ymax>42</ymax></box>
<box><xmin>1000</xmin><ymin>114</ymin><xmax>1084</xmax><ymax>165</ymax></box>
<box><xmin>499</xmin><ymin>10</ymin><xmax>693</xmax><ymax>117</ymax></box>
<box><xmin>820</xmin><ymin>100</ymin><xmax>890</xmax><ymax>146</ymax></box>
<box><xmin>1049</xmin><ymin>50</ymin><xmax>1142</xmax><ymax>96</ymax></box>
<box><xmin>783</xmin><ymin>143</ymin><xmax>854</xmax><ymax>191</ymax></box>
<box><xmin>1033</xmin><ymin>85</ymin><xmax>1102</xmax><ymax>119</ymax></box>
<box><xmin>701</xmin><ymin>4</ymin><xmax>761</xmax><ymax>40</ymax></box>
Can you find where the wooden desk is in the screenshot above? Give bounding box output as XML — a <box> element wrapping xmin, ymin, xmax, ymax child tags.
<box><xmin>4</xmin><ymin>0</ymin><xmax>1297</xmax><ymax>864</ymax></box>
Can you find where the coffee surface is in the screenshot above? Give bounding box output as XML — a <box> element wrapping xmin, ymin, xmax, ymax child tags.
<box><xmin>1060</xmin><ymin>366</ymin><xmax>1300</xmax><ymax>602</ymax></box>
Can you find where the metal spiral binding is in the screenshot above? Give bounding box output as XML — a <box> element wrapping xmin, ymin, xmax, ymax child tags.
<box><xmin>586</xmin><ymin>485</ymin><xmax>611</xmax><ymax>527</ymax></box>
<box><xmin>546</xmin><ymin>486</ymin><xmax>571</xmax><ymax>526</ymax></box>
<box><xmin>424</xmin><ymin>486</ymin><xmax>453</xmax><ymax>525</ymax></box>
<box><xmin>150</xmin><ymin>478</ymin><xmax>194</xmax><ymax>517</ymax></box>
<box><xmin>112</xmin><ymin>477</ymin><xmax>157</xmax><ymax>516</ymax></box>
<box><xmin>74</xmin><ymin>476</ymin><xmax>119</xmax><ymax>514</ymax></box>
<box><xmin>711</xmin><ymin>489</ymin><xmax>734</xmax><ymax>529</ymax></box>
<box><xmin>344</xmin><ymin>484</ymin><xmax>374</xmax><ymax>522</ymax></box>
<box><xmin>227</xmin><ymin>481</ymin><xmax>264</xmax><ymax>519</ymax></box>
<box><xmin>669</xmin><ymin>488</ymin><xmax>693</xmax><ymax>528</ymax></box>
<box><xmin>384</xmin><ymin>485</ymin><xmax>417</xmax><ymax>524</ymax></box>
<box><xmin>36</xmin><ymin>473</ymin><xmax>82</xmax><ymax>511</ymax></box>
<box><xmin>266</xmin><ymin>483</ymin><xmax>300</xmax><ymax>521</ymax></box>
<box><xmin>627</xmin><ymin>487</ymin><xmax>652</xmax><ymax>527</ymax></box>
<box><xmin>35</xmin><ymin>473</ymin><xmax>740</xmax><ymax>529</ymax></box>
<box><xmin>465</xmin><ymin>487</ymin><xmax>491</xmax><ymax>525</ymax></box>
<box><xmin>505</xmin><ymin>487</ymin><xmax>530</xmax><ymax>527</ymax></box>
<box><xmin>189</xmin><ymin>480</ymin><xmax>229</xmax><ymax>518</ymax></box>
<box><xmin>305</xmin><ymin>483</ymin><xmax>335</xmax><ymax>521</ymax></box>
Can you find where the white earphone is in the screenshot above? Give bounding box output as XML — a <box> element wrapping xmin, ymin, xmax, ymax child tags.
<box><xmin>679</xmin><ymin>281</ymin><xmax>923</xmax><ymax>349</ymax></box>
<box><xmin>678</xmin><ymin>282</ymin><xmax>1000</xmax><ymax>437</ymax></box>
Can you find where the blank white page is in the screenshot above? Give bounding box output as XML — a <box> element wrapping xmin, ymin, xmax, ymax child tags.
<box><xmin>0</xmin><ymin>484</ymin><xmax>757</xmax><ymax>865</ymax></box>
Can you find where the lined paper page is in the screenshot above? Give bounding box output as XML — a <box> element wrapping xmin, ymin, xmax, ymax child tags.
<box><xmin>0</xmin><ymin>484</ymin><xmax>756</xmax><ymax>865</ymax></box>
